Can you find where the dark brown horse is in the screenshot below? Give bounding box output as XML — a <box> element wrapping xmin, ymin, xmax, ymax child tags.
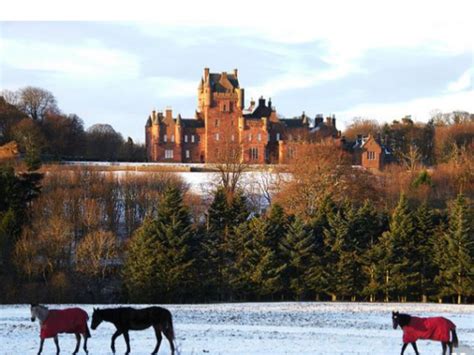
<box><xmin>91</xmin><ymin>306</ymin><xmax>175</xmax><ymax>354</ymax></box>
<box><xmin>392</xmin><ymin>311</ymin><xmax>458</xmax><ymax>355</ymax></box>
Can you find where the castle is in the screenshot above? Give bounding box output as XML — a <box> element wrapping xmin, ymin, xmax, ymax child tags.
<box><xmin>145</xmin><ymin>68</ymin><xmax>340</xmax><ymax>164</ymax></box>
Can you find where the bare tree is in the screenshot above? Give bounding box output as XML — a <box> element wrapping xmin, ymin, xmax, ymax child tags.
<box><xmin>0</xmin><ymin>89</ymin><xmax>19</xmax><ymax>106</ymax></box>
<box><xmin>18</xmin><ymin>86</ymin><xmax>58</xmax><ymax>121</ymax></box>
<box><xmin>213</xmin><ymin>127</ymin><xmax>249</xmax><ymax>199</ymax></box>
<box><xmin>401</xmin><ymin>144</ymin><xmax>422</xmax><ymax>174</ymax></box>
<box><xmin>75</xmin><ymin>230</ymin><xmax>118</xmax><ymax>282</ymax></box>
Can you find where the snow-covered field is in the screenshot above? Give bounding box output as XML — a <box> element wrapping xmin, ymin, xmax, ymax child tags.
<box><xmin>1</xmin><ymin>303</ymin><xmax>473</xmax><ymax>355</ymax></box>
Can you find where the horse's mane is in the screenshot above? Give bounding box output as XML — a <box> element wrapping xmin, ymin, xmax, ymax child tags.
<box><xmin>397</xmin><ymin>313</ymin><xmax>412</xmax><ymax>327</ymax></box>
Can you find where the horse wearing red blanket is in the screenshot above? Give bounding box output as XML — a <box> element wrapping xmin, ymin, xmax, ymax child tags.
<box><xmin>31</xmin><ymin>304</ymin><xmax>90</xmax><ymax>355</ymax></box>
<box><xmin>392</xmin><ymin>311</ymin><xmax>459</xmax><ymax>355</ymax></box>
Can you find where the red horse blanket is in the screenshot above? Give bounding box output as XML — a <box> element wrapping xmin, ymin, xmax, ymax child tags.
<box><xmin>403</xmin><ymin>316</ymin><xmax>455</xmax><ymax>343</ymax></box>
<box><xmin>40</xmin><ymin>308</ymin><xmax>89</xmax><ymax>339</ymax></box>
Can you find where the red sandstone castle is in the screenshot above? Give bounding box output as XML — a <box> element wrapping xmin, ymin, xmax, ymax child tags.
<box><xmin>145</xmin><ymin>68</ymin><xmax>340</xmax><ymax>164</ymax></box>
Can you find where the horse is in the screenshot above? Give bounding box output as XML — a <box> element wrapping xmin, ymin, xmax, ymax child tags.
<box><xmin>91</xmin><ymin>306</ymin><xmax>175</xmax><ymax>354</ymax></box>
<box><xmin>30</xmin><ymin>304</ymin><xmax>90</xmax><ymax>355</ymax></box>
<box><xmin>392</xmin><ymin>311</ymin><xmax>459</xmax><ymax>355</ymax></box>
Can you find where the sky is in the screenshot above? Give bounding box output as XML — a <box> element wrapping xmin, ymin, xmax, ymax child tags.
<box><xmin>0</xmin><ymin>0</ymin><xmax>473</xmax><ymax>143</ymax></box>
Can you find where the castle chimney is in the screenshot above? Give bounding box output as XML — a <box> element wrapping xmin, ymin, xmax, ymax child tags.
<box><xmin>233</xmin><ymin>68</ymin><xmax>238</xmax><ymax>77</ymax></box>
<box><xmin>332</xmin><ymin>115</ymin><xmax>336</xmax><ymax>128</ymax></box>
<box><xmin>326</xmin><ymin>116</ymin><xmax>332</xmax><ymax>126</ymax></box>
<box><xmin>204</xmin><ymin>67</ymin><xmax>210</xmax><ymax>80</ymax></box>
<box><xmin>268</xmin><ymin>97</ymin><xmax>272</xmax><ymax>109</ymax></box>
<box><xmin>165</xmin><ymin>108</ymin><xmax>172</xmax><ymax>121</ymax></box>
<box><xmin>258</xmin><ymin>96</ymin><xmax>266</xmax><ymax>107</ymax></box>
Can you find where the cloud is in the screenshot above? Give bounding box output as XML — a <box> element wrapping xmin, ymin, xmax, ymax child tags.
<box><xmin>447</xmin><ymin>68</ymin><xmax>473</xmax><ymax>93</ymax></box>
<box><xmin>143</xmin><ymin>77</ymin><xmax>197</xmax><ymax>98</ymax></box>
<box><xmin>0</xmin><ymin>38</ymin><xmax>140</xmax><ymax>81</ymax></box>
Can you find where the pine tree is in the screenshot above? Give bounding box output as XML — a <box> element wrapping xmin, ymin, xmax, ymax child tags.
<box><xmin>382</xmin><ymin>194</ymin><xmax>419</xmax><ymax>301</ymax></box>
<box><xmin>123</xmin><ymin>186</ymin><xmax>197</xmax><ymax>303</ymax></box>
<box><xmin>247</xmin><ymin>217</ymin><xmax>286</xmax><ymax>300</ymax></box>
<box><xmin>123</xmin><ymin>216</ymin><xmax>159</xmax><ymax>302</ymax></box>
<box><xmin>205</xmin><ymin>188</ymin><xmax>250</xmax><ymax>300</ymax></box>
<box><xmin>325</xmin><ymin>208</ymin><xmax>363</xmax><ymax>301</ymax></box>
<box><xmin>281</xmin><ymin>217</ymin><xmax>315</xmax><ymax>300</ymax></box>
<box><xmin>414</xmin><ymin>202</ymin><xmax>437</xmax><ymax>301</ymax></box>
<box><xmin>435</xmin><ymin>194</ymin><xmax>473</xmax><ymax>304</ymax></box>
<box><xmin>155</xmin><ymin>186</ymin><xmax>197</xmax><ymax>302</ymax></box>
<box><xmin>357</xmin><ymin>200</ymin><xmax>386</xmax><ymax>302</ymax></box>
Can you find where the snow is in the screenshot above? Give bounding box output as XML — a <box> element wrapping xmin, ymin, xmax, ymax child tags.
<box><xmin>1</xmin><ymin>302</ymin><xmax>473</xmax><ymax>354</ymax></box>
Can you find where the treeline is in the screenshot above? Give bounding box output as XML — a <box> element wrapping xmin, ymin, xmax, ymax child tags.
<box><xmin>1</xmin><ymin>163</ymin><xmax>471</xmax><ymax>304</ymax></box>
<box><xmin>0</xmin><ymin>87</ymin><xmax>145</xmax><ymax>162</ymax></box>
<box><xmin>124</xmin><ymin>187</ymin><xmax>473</xmax><ymax>304</ymax></box>
<box><xmin>344</xmin><ymin>112</ymin><xmax>473</xmax><ymax>166</ymax></box>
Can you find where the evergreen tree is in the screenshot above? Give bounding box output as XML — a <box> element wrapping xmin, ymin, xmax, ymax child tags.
<box><xmin>155</xmin><ymin>186</ymin><xmax>197</xmax><ymax>301</ymax></box>
<box><xmin>204</xmin><ymin>188</ymin><xmax>249</xmax><ymax>300</ymax></box>
<box><xmin>414</xmin><ymin>202</ymin><xmax>437</xmax><ymax>301</ymax></box>
<box><xmin>247</xmin><ymin>217</ymin><xmax>285</xmax><ymax>299</ymax></box>
<box><xmin>123</xmin><ymin>216</ymin><xmax>159</xmax><ymax>302</ymax></box>
<box><xmin>435</xmin><ymin>194</ymin><xmax>473</xmax><ymax>304</ymax></box>
<box><xmin>357</xmin><ymin>200</ymin><xmax>389</xmax><ymax>302</ymax></box>
<box><xmin>281</xmin><ymin>217</ymin><xmax>315</xmax><ymax>300</ymax></box>
<box><xmin>381</xmin><ymin>194</ymin><xmax>419</xmax><ymax>301</ymax></box>
<box><xmin>0</xmin><ymin>166</ymin><xmax>42</xmax><ymax>270</ymax></box>
<box><xmin>325</xmin><ymin>208</ymin><xmax>363</xmax><ymax>301</ymax></box>
<box><xmin>123</xmin><ymin>186</ymin><xmax>197</xmax><ymax>302</ymax></box>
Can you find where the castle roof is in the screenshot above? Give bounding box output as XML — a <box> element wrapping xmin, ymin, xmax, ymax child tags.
<box><xmin>181</xmin><ymin>118</ymin><xmax>205</xmax><ymax>128</ymax></box>
<box><xmin>208</xmin><ymin>73</ymin><xmax>239</xmax><ymax>92</ymax></box>
<box><xmin>279</xmin><ymin>118</ymin><xmax>306</xmax><ymax>128</ymax></box>
<box><xmin>243</xmin><ymin>97</ymin><xmax>273</xmax><ymax>118</ymax></box>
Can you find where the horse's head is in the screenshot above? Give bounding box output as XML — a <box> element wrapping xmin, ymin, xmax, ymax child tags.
<box><xmin>91</xmin><ymin>308</ymin><xmax>103</xmax><ymax>330</ymax></box>
<box><xmin>392</xmin><ymin>311</ymin><xmax>400</xmax><ymax>329</ymax></box>
<box><xmin>30</xmin><ymin>304</ymin><xmax>48</xmax><ymax>322</ymax></box>
<box><xmin>392</xmin><ymin>311</ymin><xmax>410</xmax><ymax>329</ymax></box>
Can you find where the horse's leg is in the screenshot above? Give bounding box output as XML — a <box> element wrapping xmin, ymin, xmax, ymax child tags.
<box><xmin>54</xmin><ymin>336</ymin><xmax>60</xmax><ymax>354</ymax></box>
<box><xmin>441</xmin><ymin>342</ymin><xmax>447</xmax><ymax>355</ymax></box>
<box><xmin>123</xmin><ymin>331</ymin><xmax>131</xmax><ymax>355</ymax></box>
<box><xmin>163</xmin><ymin>327</ymin><xmax>175</xmax><ymax>355</ymax></box>
<box><xmin>448</xmin><ymin>341</ymin><xmax>453</xmax><ymax>354</ymax></box>
<box><xmin>82</xmin><ymin>333</ymin><xmax>88</xmax><ymax>354</ymax></box>
<box><xmin>152</xmin><ymin>325</ymin><xmax>163</xmax><ymax>355</ymax></box>
<box><xmin>73</xmin><ymin>333</ymin><xmax>81</xmax><ymax>354</ymax></box>
<box><xmin>37</xmin><ymin>338</ymin><xmax>45</xmax><ymax>355</ymax></box>
<box><xmin>411</xmin><ymin>342</ymin><xmax>419</xmax><ymax>355</ymax></box>
<box><xmin>400</xmin><ymin>343</ymin><xmax>408</xmax><ymax>355</ymax></box>
<box><xmin>110</xmin><ymin>330</ymin><xmax>122</xmax><ymax>353</ymax></box>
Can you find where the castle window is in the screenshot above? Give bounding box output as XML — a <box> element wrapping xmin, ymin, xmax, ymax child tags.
<box><xmin>288</xmin><ymin>146</ymin><xmax>295</xmax><ymax>159</ymax></box>
<box><xmin>171</xmin><ymin>134</ymin><xmax>175</xmax><ymax>143</ymax></box>
<box><xmin>248</xmin><ymin>134</ymin><xmax>252</xmax><ymax>142</ymax></box>
<box><xmin>215</xmin><ymin>133</ymin><xmax>220</xmax><ymax>141</ymax></box>
<box><xmin>250</xmin><ymin>147</ymin><xmax>259</xmax><ymax>160</ymax></box>
<box><xmin>185</xmin><ymin>150</ymin><xmax>190</xmax><ymax>159</ymax></box>
<box><xmin>231</xmin><ymin>134</ymin><xmax>235</xmax><ymax>142</ymax></box>
<box><xmin>258</xmin><ymin>133</ymin><xmax>262</xmax><ymax>142</ymax></box>
<box><xmin>191</xmin><ymin>135</ymin><xmax>195</xmax><ymax>143</ymax></box>
<box><xmin>367</xmin><ymin>151</ymin><xmax>376</xmax><ymax>160</ymax></box>
<box><xmin>164</xmin><ymin>134</ymin><xmax>168</xmax><ymax>143</ymax></box>
<box><xmin>288</xmin><ymin>134</ymin><xmax>293</xmax><ymax>141</ymax></box>
<box><xmin>276</xmin><ymin>133</ymin><xmax>281</xmax><ymax>141</ymax></box>
<box><xmin>165</xmin><ymin>149</ymin><xmax>173</xmax><ymax>159</ymax></box>
<box><xmin>184</xmin><ymin>135</ymin><xmax>188</xmax><ymax>143</ymax></box>
<box><xmin>215</xmin><ymin>119</ymin><xmax>219</xmax><ymax>127</ymax></box>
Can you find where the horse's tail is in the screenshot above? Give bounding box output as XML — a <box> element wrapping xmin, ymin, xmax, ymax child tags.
<box><xmin>451</xmin><ymin>328</ymin><xmax>458</xmax><ymax>348</ymax></box>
